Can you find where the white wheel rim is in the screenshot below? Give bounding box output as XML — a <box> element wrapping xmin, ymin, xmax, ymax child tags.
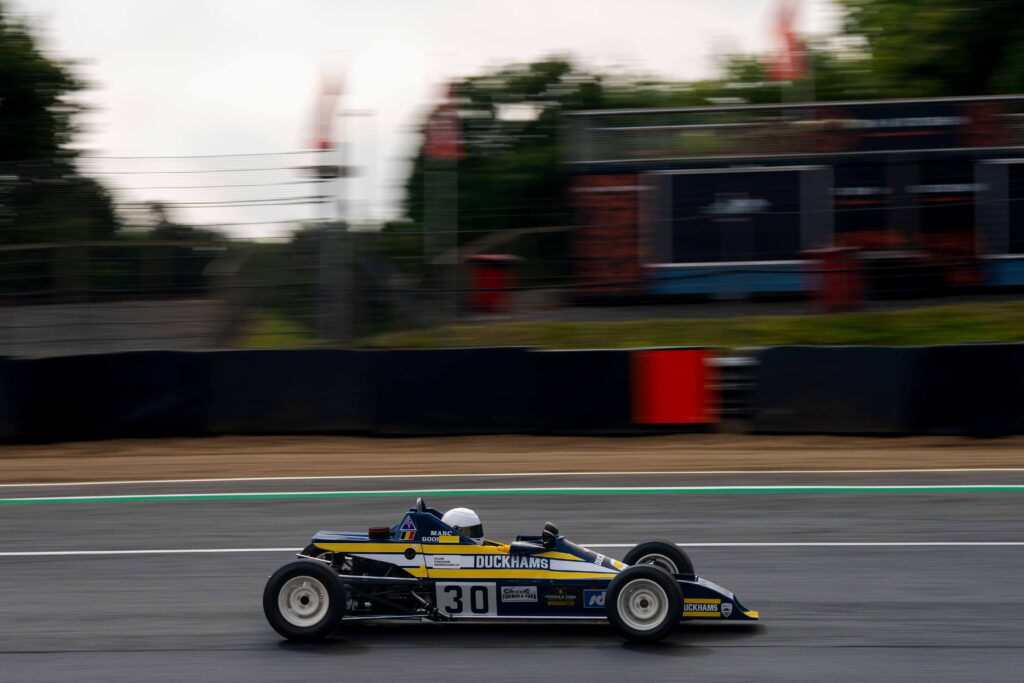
<box><xmin>616</xmin><ymin>578</ymin><xmax>669</xmax><ymax>632</ymax></box>
<box><xmin>278</xmin><ymin>575</ymin><xmax>330</xmax><ymax>628</ymax></box>
<box><xmin>636</xmin><ymin>553</ymin><xmax>678</xmax><ymax>574</ymax></box>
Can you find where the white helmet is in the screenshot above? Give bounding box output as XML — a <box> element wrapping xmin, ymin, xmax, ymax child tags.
<box><xmin>442</xmin><ymin>507</ymin><xmax>484</xmax><ymax>543</ymax></box>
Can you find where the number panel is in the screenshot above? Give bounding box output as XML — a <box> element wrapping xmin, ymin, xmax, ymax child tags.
<box><xmin>434</xmin><ymin>582</ymin><xmax>497</xmax><ymax>616</ymax></box>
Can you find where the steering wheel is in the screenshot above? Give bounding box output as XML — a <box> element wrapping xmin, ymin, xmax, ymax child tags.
<box><xmin>416</xmin><ymin>497</ymin><xmax>427</xmax><ymax>512</ymax></box>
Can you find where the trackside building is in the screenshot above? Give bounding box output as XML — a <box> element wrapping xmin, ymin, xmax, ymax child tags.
<box><xmin>564</xmin><ymin>95</ymin><xmax>1024</xmax><ymax>299</ymax></box>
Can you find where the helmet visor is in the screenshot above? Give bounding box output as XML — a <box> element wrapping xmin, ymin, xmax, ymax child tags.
<box><xmin>456</xmin><ymin>523</ymin><xmax>484</xmax><ymax>539</ymax></box>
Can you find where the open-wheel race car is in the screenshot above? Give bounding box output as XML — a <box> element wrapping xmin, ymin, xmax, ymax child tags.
<box><xmin>263</xmin><ymin>498</ymin><xmax>758</xmax><ymax>643</ymax></box>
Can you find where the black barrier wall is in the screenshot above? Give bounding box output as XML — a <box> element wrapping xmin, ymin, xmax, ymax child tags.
<box><xmin>0</xmin><ymin>358</ymin><xmax>20</xmax><ymax>439</ymax></box>
<box><xmin>374</xmin><ymin>348</ymin><xmax>535</xmax><ymax>435</ymax></box>
<box><xmin>207</xmin><ymin>350</ymin><xmax>374</xmax><ymax>434</ymax></box>
<box><xmin>6</xmin><ymin>344</ymin><xmax>1021</xmax><ymax>442</ymax></box>
<box><xmin>751</xmin><ymin>343</ymin><xmax>1024</xmax><ymax>436</ymax></box>
<box><xmin>534</xmin><ymin>349</ymin><xmax>634</xmax><ymax>434</ymax></box>
<box><xmin>17</xmin><ymin>351</ymin><xmax>211</xmax><ymax>441</ymax></box>
<box><xmin>917</xmin><ymin>344</ymin><xmax>1024</xmax><ymax>437</ymax></box>
<box><xmin>751</xmin><ymin>346</ymin><xmax>925</xmax><ymax>434</ymax></box>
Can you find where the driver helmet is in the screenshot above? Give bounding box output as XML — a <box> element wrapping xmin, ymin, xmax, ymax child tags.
<box><xmin>442</xmin><ymin>507</ymin><xmax>484</xmax><ymax>544</ymax></box>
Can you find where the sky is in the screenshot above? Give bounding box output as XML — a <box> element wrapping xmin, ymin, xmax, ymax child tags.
<box><xmin>12</xmin><ymin>0</ymin><xmax>839</xmax><ymax>239</ymax></box>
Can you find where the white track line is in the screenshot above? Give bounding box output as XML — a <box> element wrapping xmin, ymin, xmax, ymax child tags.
<box><xmin>2</xmin><ymin>468</ymin><xmax>1022</xmax><ymax>488</ymax></box>
<box><xmin>3</xmin><ymin>483</ymin><xmax>1024</xmax><ymax>504</ymax></box>
<box><xmin>2</xmin><ymin>541</ymin><xmax>1023</xmax><ymax>557</ymax></box>
<box><xmin>585</xmin><ymin>542</ymin><xmax>1024</xmax><ymax>548</ymax></box>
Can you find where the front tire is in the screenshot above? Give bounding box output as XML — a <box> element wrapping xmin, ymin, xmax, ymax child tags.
<box><xmin>263</xmin><ymin>561</ymin><xmax>344</xmax><ymax>641</ymax></box>
<box><xmin>606</xmin><ymin>565</ymin><xmax>683</xmax><ymax>643</ymax></box>
<box><xmin>623</xmin><ymin>541</ymin><xmax>694</xmax><ymax>575</ymax></box>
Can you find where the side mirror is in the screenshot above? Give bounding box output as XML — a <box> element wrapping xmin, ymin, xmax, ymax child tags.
<box><xmin>541</xmin><ymin>522</ymin><xmax>559</xmax><ymax>547</ymax></box>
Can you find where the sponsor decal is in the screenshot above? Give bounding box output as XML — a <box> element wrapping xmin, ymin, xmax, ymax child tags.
<box><xmin>721</xmin><ymin>602</ymin><xmax>733</xmax><ymax>618</ymax></box>
<box><xmin>473</xmin><ymin>555</ymin><xmax>550</xmax><ymax>570</ymax></box>
<box><xmin>584</xmin><ymin>589</ymin><xmax>606</xmax><ymax>609</ymax></box>
<box><xmin>431</xmin><ymin>555</ymin><xmax>463</xmax><ymax>570</ymax></box>
<box><xmin>683</xmin><ymin>598</ymin><xmax>721</xmax><ymax>617</ymax></box>
<box><xmin>593</xmin><ymin>553</ymin><xmax>606</xmax><ymax>568</ymax></box>
<box><xmin>500</xmin><ymin>586</ymin><xmax>537</xmax><ymax>603</ymax></box>
<box><xmin>542</xmin><ymin>587</ymin><xmax>581</xmax><ymax>608</ymax></box>
<box><xmin>399</xmin><ymin>516</ymin><xmax>417</xmax><ymax>541</ymax></box>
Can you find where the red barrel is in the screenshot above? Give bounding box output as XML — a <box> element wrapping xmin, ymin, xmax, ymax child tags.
<box><xmin>802</xmin><ymin>247</ymin><xmax>864</xmax><ymax>312</ymax></box>
<box><xmin>466</xmin><ymin>254</ymin><xmax>521</xmax><ymax>313</ymax></box>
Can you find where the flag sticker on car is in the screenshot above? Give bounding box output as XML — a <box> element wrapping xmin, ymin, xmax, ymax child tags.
<box><xmin>399</xmin><ymin>516</ymin><xmax>417</xmax><ymax>541</ymax></box>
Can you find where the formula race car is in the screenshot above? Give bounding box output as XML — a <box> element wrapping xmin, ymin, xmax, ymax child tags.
<box><xmin>263</xmin><ymin>498</ymin><xmax>758</xmax><ymax>643</ymax></box>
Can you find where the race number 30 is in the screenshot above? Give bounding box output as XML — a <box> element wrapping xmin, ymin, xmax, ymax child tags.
<box><xmin>435</xmin><ymin>582</ymin><xmax>497</xmax><ymax>616</ymax></box>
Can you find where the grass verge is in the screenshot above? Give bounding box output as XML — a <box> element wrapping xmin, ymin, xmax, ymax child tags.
<box><xmin>354</xmin><ymin>300</ymin><xmax>1024</xmax><ymax>349</ymax></box>
<box><xmin>236</xmin><ymin>310</ymin><xmax>324</xmax><ymax>349</ymax></box>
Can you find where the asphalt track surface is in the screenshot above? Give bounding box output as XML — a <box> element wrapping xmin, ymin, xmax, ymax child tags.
<box><xmin>1</xmin><ymin>471</ymin><xmax>1022</xmax><ymax>682</ymax></box>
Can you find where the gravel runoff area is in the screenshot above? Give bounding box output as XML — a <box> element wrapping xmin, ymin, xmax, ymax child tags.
<box><xmin>1</xmin><ymin>433</ymin><xmax>1024</xmax><ymax>484</ymax></box>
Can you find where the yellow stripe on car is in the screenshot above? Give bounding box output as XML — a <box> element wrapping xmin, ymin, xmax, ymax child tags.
<box><xmin>682</xmin><ymin>598</ymin><xmax>722</xmax><ymax>618</ymax></box>
<box><xmin>424</xmin><ymin>569</ymin><xmax>616</xmax><ymax>580</ymax></box>
<box><xmin>420</xmin><ymin>545</ymin><xmax>582</xmax><ymax>562</ymax></box>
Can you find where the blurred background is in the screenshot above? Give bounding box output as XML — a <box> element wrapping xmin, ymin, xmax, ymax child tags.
<box><xmin>3</xmin><ymin>0</ymin><xmax>1024</xmax><ymax>356</ymax></box>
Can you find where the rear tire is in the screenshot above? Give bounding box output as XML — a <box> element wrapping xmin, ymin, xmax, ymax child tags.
<box><xmin>263</xmin><ymin>561</ymin><xmax>344</xmax><ymax>641</ymax></box>
<box><xmin>606</xmin><ymin>565</ymin><xmax>683</xmax><ymax>643</ymax></box>
<box><xmin>623</xmin><ymin>541</ymin><xmax>694</xmax><ymax>575</ymax></box>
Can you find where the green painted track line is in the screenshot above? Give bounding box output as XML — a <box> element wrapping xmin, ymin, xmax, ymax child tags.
<box><xmin>0</xmin><ymin>485</ymin><xmax>1023</xmax><ymax>505</ymax></box>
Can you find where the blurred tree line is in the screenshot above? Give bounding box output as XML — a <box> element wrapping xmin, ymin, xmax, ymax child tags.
<box><xmin>0</xmin><ymin>2</ymin><xmax>223</xmax><ymax>303</ymax></box>
<box><xmin>0</xmin><ymin>2</ymin><xmax>117</xmax><ymax>244</ymax></box>
<box><xmin>4</xmin><ymin>0</ymin><xmax>1024</xmax><ymax>318</ymax></box>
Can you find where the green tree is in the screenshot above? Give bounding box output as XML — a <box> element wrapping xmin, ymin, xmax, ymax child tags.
<box><xmin>0</xmin><ymin>4</ymin><xmax>80</xmax><ymax>163</ymax></box>
<box><xmin>838</xmin><ymin>0</ymin><xmax>1024</xmax><ymax>96</ymax></box>
<box><xmin>0</xmin><ymin>2</ymin><xmax>118</xmax><ymax>243</ymax></box>
<box><xmin>402</xmin><ymin>58</ymin><xmax>603</xmax><ymax>245</ymax></box>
